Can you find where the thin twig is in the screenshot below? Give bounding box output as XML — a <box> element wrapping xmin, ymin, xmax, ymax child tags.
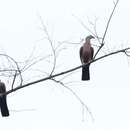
<box><xmin>21</xmin><ymin>54</ymin><xmax>52</xmax><ymax>72</ymax></box>
<box><xmin>73</xmin><ymin>15</ymin><xmax>96</xmax><ymax>37</ymax></box>
<box><xmin>11</xmin><ymin>70</ymin><xmax>17</xmax><ymax>90</ymax></box>
<box><xmin>94</xmin><ymin>0</ymin><xmax>119</xmax><ymax>59</ymax></box>
<box><xmin>0</xmin><ymin>54</ymin><xmax>23</xmax><ymax>86</ymax></box>
<box><xmin>51</xmin><ymin>78</ymin><xmax>94</xmax><ymax>121</ymax></box>
<box><xmin>38</xmin><ymin>14</ymin><xmax>57</xmax><ymax>76</ymax></box>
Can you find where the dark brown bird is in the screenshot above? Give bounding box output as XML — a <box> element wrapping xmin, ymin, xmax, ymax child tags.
<box><xmin>0</xmin><ymin>81</ymin><xmax>9</xmax><ymax>117</ymax></box>
<box><xmin>80</xmin><ymin>35</ymin><xmax>94</xmax><ymax>80</ymax></box>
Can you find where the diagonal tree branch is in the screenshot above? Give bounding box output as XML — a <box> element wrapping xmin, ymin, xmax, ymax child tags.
<box><xmin>94</xmin><ymin>0</ymin><xmax>119</xmax><ymax>59</ymax></box>
<box><xmin>1</xmin><ymin>47</ymin><xmax>129</xmax><ymax>96</ymax></box>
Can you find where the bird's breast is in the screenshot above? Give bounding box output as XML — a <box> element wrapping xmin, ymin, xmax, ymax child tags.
<box><xmin>82</xmin><ymin>47</ymin><xmax>92</xmax><ymax>63</ymax></box>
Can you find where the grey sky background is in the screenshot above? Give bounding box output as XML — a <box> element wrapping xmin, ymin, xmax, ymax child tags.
<box><xmin>0</xmin><ymin>0</ymin><xmax>130</xmax><ymax>130</ymax></box>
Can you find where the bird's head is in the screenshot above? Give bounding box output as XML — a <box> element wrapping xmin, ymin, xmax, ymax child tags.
<box><xmin>85</xmin><ymin>35</ymin><xmax>95</xmax><ymax>41</ymax></box>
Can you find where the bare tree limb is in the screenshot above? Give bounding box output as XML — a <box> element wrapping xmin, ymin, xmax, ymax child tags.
<box><xmin>11</xmin><ymin>70</ymin><xmax>17</xmax><ymax>90</ymax></box>
<box><xmin>51</xmin><ymin>78</ymin><xmax>94</xmax><ymax>122</ymax></box>
<box><xmin>38</xmin><ymin>14</ymin><xmax>57</xmax><ymax>76</ymax></box>
<box><xmin>0</xmin><ymin>0</ymin><xmax>125</xmax><ymax>121</ymax></box>
<box><xmin>94</xmin><ymin>0</ymin><xmax>119</xmax><ymax>59</ymax></box>
<box><xmin>0</xmin><ymin>47</ymin><xmax>129</xmax><ymax>96</ymax></box>
<box><xmin>0</xmin><ymin>54</ymin><xmax>23</xmax><ymax>86</ymax></box>
<box><xmin>73</xmin><ymin>14</ymin><xmax>96</xmax><ymax>37</ymax></box>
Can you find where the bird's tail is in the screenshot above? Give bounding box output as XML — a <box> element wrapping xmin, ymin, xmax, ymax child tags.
<box><xmin>0</xmin><ymin>95</ymin><xmax>9</xmax><ymax>117</ymax></box>
<box><xmin>82</xmin><ymin>65</ymin><xmax>90</xmax><ymax>80</ymax></box>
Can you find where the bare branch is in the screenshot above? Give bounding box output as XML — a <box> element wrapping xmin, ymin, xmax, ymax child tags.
<box><xmin>11</xmin><ymin>70</ymin><xmax>17</xmax><ymax>90</ymax></box>
<box><xmin>0</xmin><ymin>47</ymin><xmax>128</xmax><ymax>97</ymax></box>
<box><xmin>125</xmin><ymin>49</ymin><xmax>130</xmax><ymax>57</ymax></box>
<box><xmin>51</xmin><ymin>78</ymin><xmax>94</xmax><ymax>122</ymax></box>
<box><xmin>73</xmin><ymin>15</ymin><xmax>96</xmax><ymax>37</ymax></box>
<box><xmin>94</xmin><ymin>0</ymin><xmax>119</xmax><ymax>59</ymax></box>
<box><xmin>21</xmin><ymin>54</ymin><xmax>52</xmax><ymax>72</ymax></box>
<box><xmin>0</xmin><ymin>54</ymin><xmax>23</xmax><ymax>86</ymax></box>
<box><xmin>102</xmin><ymin>0</ymin><xmax>119</xmax><ymax>43</ymax></box>
<box><xmin>38</xmin><ymin>14</ymin><xmax>57</xmax><ymax>76</ymax></box>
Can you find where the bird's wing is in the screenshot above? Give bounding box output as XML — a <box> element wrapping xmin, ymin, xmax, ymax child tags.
<box><xmin>80</xmin><ymin>46</ymin><xmax>83</xmax><ymax>63</ymax></box>
<box><xmin>0</xmin><ymin>83</ymin><xmax>6</xmax><ymax>93</ymax></box>
<box><xmin>91</xmin><ymin>47</ymin><xmax>94</xmax><ymax>59</ymax></box>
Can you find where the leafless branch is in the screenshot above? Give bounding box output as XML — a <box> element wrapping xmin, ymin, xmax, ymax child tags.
<box><xmin>125</xmin><ymin>49</ymin><xmax>130</xmax><ymax>57</ymax></box>
<box><xmin>38</xmin><ymin>14</ymin><xmax>57</xmax><ymax>76</ymax></box>
<box><xmin>0</xmin><ymin>0</ymin><xmax>127</xmax><ymax>122</ymax></box>
<box><xmin>10</xmin><ymin>108</ymin><xmax>37</xmax><ymax>112</ymax></box>
<box><xmin>21</xmin><ymin>54</ymin><xmax>52</xmax><ymax>72</ymax></box>
<box><xmin>73</xmin><ymin>14</ymin><xmax>96</xmax><ymax>37</ymax></box>
<box><xmin>0</xmin><ymin>47</ymin><xmax>129</xmax><ymax>97</ymax></box>
<box><xmin>94</xmin><ymin>0</ymin><xmax>119</xmax><ymax>59</ymax></box>
<box><xmin>11</xmin><ymin>70</ymin><xmax>17</xmax><ymax>90</ymax></box>
<box><xmin>0</xmin><ymin>54</ymin><xmax>23</xmax><ymax>86</ymax></box>
<box><xmin>51</xmin><ymin>78</ymin><xmax>94</xmax><ymax>122</ymax></box>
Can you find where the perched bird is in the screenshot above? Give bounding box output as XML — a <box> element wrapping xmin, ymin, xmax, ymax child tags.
<box><xmin>0</xmin><ymin>81</ymin><xmax>9</xmax><ymax>117</ymax></box>
<box><xmin>80</xmin><ymin>35</ymin><xmax>94</xmax><ymax>80</ymax></box>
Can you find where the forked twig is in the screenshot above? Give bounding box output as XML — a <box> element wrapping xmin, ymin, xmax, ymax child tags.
<box><xmin>38</xmin><ymin>14</ymin><xmax>57</xmax><ymax>76</ymax></box>
<box><xmin>94</xmin><ymin>0</ymin><xmax>119</xmax><ymax>59</ymax></box>
<box><xmin>51</xmin><ymin>78</ymin><xmax>94</xmax><ymax>122</ymax></box>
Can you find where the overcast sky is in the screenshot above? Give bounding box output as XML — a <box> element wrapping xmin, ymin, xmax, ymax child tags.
<box><xmin>0</xmin><ymin>0</ymin><xmax>130</xmax><ymax>130</ymax></box>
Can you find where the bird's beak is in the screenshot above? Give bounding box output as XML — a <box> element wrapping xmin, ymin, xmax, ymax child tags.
<box><xmin>91</xmin><ymin>36</ymin><xmax>95</xmax><ymax>39</ymax></box>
